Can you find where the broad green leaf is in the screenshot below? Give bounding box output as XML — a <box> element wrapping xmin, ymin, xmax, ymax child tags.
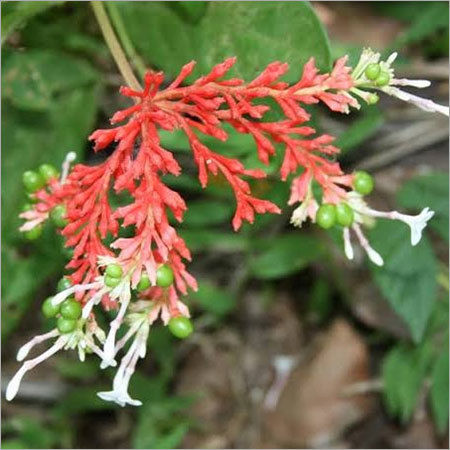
<box><xmin>189</xmin><ymin>280</ymin><xmax>237</xmax><ymax>317</ymax></box>
<box><xmin>133</xmin><ymin>396</ymin><xmax>193</xmax><ymax>449</ymax></box>
<box><xmin>52</xmin><ymin>386</ymin><xmax>115</xmax><ymax>416</ymax></box>
<box><xmin>397</xmin><ymin>173</ymin><xmax>449</xmax><ymax>243</ymax></box>
<box><xmin>382</xmin><ymin>342</ymin><xmax>433</xmax><ymax>422</ymax></box>
<box><xmin>180</xmin><ymin>229</ymin><xmax>249</xmax><ymax>253</ymax></box>
<box><xmin>2</xmin><ymin>49</ymin><xmax>97</xmax><ymax>110</ymax></box>
<box><xmin>335</xmin><ymin>106</ymin><xmax>384</xmax><ymax>154</ymax></box>
<box><xmin>1</xmin><ymin>85</ymin><xmax>98</xmax><ymax>336</ymax></box>
<box><xmin>182</xmin><ymin>199</ymin><xmax>233</xmax><ymax>227</ymax></box>
<box><xmin>1</xmin><ymin>1</ymin><xmax>65</xmax><ymax>44</ymax></box>
<box><xmin>169</xmin><ymin>1</ymin><xmax>208</xmax><ymax>23</ymax></box>
<box><xmin>118</xmin><ymin>1</ymin><xmax>331</xmax><ymax>81</ymax></box>
<box><xmin>430</xmin><ymin>351</ymin><xmax>449</xmax><ymax>434</ymax></box>
<box><xmin>369</xmin><ymin>220</ymin><xmax>437</xmax><ymax>342</ymax></box>
<box><xmin>250</xmin><ymin>233</ymin><xmax>324</xmax><ymax>279</ymax></box>
<box><xmin>2</xmin><ymin>417</ymin><xmax>58</xmax><ymax>449</ymax></box>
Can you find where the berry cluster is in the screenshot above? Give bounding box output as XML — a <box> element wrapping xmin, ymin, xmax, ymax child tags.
<box><xmin>7</xmin><ymin>48</ymin><xmax>447</xmax><ymax>406</ymax></box>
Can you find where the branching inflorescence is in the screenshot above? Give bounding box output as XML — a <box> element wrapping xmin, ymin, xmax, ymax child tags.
<box><xmin>8</xmin><ymin>48</ymin><xmax>448</xmax><ymax>406</ymax></box>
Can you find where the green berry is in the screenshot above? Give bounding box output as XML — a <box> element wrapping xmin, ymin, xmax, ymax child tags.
<box><xmin>38</xmin><ymin>164</ymin><xmax>59</xmax><ymax>182</ymax></box>
<box><xmin>60</xmin><ymin>298</ymin><xmax>82</xmax><ymax>320</ymax></box>
<box><xmin>57</xmin><ymin>277</ymin><xmax>72</xmax><ymax>292</ymax></box>
<box><xmin>375</xmin><ymin>71</ymin><xmax>390</xmax><ymax>87</ymax></box>
<box><xmin>105</xmin><ymin>263</ymin><xmax>123</xmax><ymax>278</ymax></box>
<box><xmin>57</xmin><ymin>317</ymin><xmax>77</xmax><ymax>334</ymax></box>
<box><xmin>366</xmin><ymin>93</ymin><xmax>379</xmax><ymax>105</ymax></box>
<box><xmin>27</xmin><ymin>193</ymin><xmax>38</xmax><ymax>203</ymax></box>
<box><xmin>23</xmin><ymin>225</ymin><xmax>42</xmax><ymax>240</ymax></box>
<box><xmin>316</xmin><ymin>204</ymin><xmax>337</xmax><ymax>229</ymax></box>
<box><xmin>353</xmin><ymin>171</ymin><xmax>374</xmax><ymax>195</ymax></box>
<box><xmin>50</xmin><ymin>205</ymin><xmax>68</xmax><ymax>228</ymax></box>
<box><xmin>156</xmin><ymin>264</ymin><xmax>174</xmax><ymax>288</ymax></box>
<box><xmin>21</xmin><ymin>203</ymin><xmax>33</xmax><ymax>213</ymax></box>
<box><xmin>23</xmin><ymin>170</ymin><xmax>44</xmax><ymax>193</ymax></box>
<box><xmin>42</xmin><ymin>297</ymin><xmax>60</xmax><ymax>318</ymax></box>
<box><xmin>137</xmin><ymin>273</ymin><xmax>151</xmax><ymax>292</ymax></box>
<box><xmin>168</xmin><ymin>316</ymin><xmax>193</xmax><ymax>339</ymax></box>
<box><xmin>335</xmin><ymin>203</ymin><xmax>354</xmax><ymax>227</ymax></box>
<box><xmin>364</xmin><ymin>63</ymin><xmax>381</xmax><ymax>81</ymax></box>
<box><xmin>105</xmin><ymin>274</ymin><xmax>121</xmax><ymax>288</ymax></box>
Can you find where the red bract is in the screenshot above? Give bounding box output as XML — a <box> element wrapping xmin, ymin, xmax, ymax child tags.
<box><xmin>31</xmin><ymin>56</ymin><xmax>356</xmax><ymax>294</ymax></box>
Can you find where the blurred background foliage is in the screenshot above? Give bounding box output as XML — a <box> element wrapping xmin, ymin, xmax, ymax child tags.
<box><xmin>1</xmin><ymin>1</ymin><xmax>448</xmax><ymax>449</ymax></box>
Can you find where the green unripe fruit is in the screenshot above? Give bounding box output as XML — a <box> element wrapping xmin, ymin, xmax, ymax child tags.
<box><xmin>364</xmin><ymin>63</ymin><xmax>381</xmax><ymax>81</ymax></box>
<box><xmin>316</xmin><ymin>204</ymin><xmax>337</xmax><ymax>229</ymax></box>
<box><xmin>105</xmin><ymin>263</ymin><xmax>123</xmax><ymax>278</ymax></box>
<box><xmin>156</xmin><ymin>264</ymin><xmax>174</xmax><ymax>288</ymax></box>
<box><xmin>60</xmin><ymin>298</ymin><xmax>82</xmax><ymax>320</ymax></box>
<box><xmin>353</xmin><ymin>171</ymin><xmax>374</xmax><ymax>195</ymax></box>
<box><xmin>375</xmin><ymin>71</ymin><xmax>390</xmax><ymax>87</ymax></box>
<box><xmin>42</xmin><ymin>297</ymin><xmax>60</xmax><ymax>318</ymax></box>
<box><xmin>168</xmin><ymin>316</ymin><xmax>193</xmax><ymax>339</ymax></box>
<box><xmin>21</xmin><ymin>203</ymin><xmax>33</xmax><ymax>213</ymax></box>
<box><xmin>27</xmin><ymin>193</ymin><xmax>38</xmax><ymax>203</ymax></box>
<box><xmin>336</xmin><ymin>203</ymin><xmax>354</xmax><ymax>227</ymax></box>
<box><xmin>23</xmin><ymin>170</ymin><xmax>44</xmax><ymax>193</ymax></box>
<box><xmin>38</xmin><ymin>164</ymin><xmax>59</xmax><ymax>182</ymax></box>
<box><xmin>105</xmin><ymin>274</ymin><xmax>121</xmax><ymax>288</ymax></box>
<box><xmin>366</xmin><ymin>93</ymin><xmax>379</xmax><ymax>105</ymax></box>
<box><xmin>57</xmin><ymin>317</ymin><xmax>77</xmax><ymax>334</ymax></box>
<box><xmin>50</xmin><ymin>205</ymin><xmax>68</xmax><ymax>228</ymax></box>
<box><xmin>137</xmin><ymin>273</ymin><xmax>151</xmax><ymax>291</ymax></box>
<box><xmin>57</xmin><ymin>277</ymin><xmax>72</xmax><ymax>292</ymax></box>
<box><xmin>23</xmin><ymin>225</ymin><xmax>42</xmax><ymax>240</ymax></box>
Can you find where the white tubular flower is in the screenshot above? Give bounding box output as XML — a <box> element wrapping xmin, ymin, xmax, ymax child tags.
<box><xmin>343</xmin><ymin>227</ymin><xmax>354</xmax><ymax>261</ymax></box>
<box><xmin>100</xmin><ymin>274</ymin><xmax>132</xmax><ymax>368</ymax></box>
<box><xmin>16</xmin><ymin>329</ymin><xmax>59</xmax><ymax>362</ymax></box>
<box><xmin>290</xmin><ymin>186</ymin><xmax>319</xmax><ymax>228</ymax></box>
<box><xmin>97</xmin><ymin>326</ymin><xmax>148</xmax><ymax>407</ymax></box>
<box><xmin>6</xmin><ymin>336</ymin><xmax>68</xmax><ymax>401</ymax></box>
<box><xmin>364</xmin><ymin>207</ymin><xmax>435</xmax><ymax>246</ymax></box>
<box><xmin>384</xmin><ymin>87</ymin><xmax>449</xmax><ymax>116</ymax></box>
<box><xmin>352</xmin><ymin>223</ymin><xmax>384</xmax><ymax>266</ymax></box>
<box><xmin>351</xmin><ymin>48</ymin><xmax>449</xmax><ymax>116</ymax></box>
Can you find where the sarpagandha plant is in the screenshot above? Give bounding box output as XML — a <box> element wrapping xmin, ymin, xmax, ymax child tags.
<box><xmin>7</xmin><ymin>43</ymin><xmax>448</xmax><ymax>406</ymax></box>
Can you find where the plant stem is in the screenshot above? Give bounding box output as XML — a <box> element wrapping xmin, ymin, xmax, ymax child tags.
<box><xmin>105</xmin><ymin>2</ymin><xmax>147</xmax><ymax>79</ymax></box>
<box><xmin>91</xmin><ymin>1</ymin><xmax>141</xmax><ymax>91</ymax></box>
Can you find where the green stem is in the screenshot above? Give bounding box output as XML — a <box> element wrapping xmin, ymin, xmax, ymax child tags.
<box><xmin>91</xmin><ymin>1</ymin><xmax>141</xmax><ymax>91</ymax></box>
<box><xmin>105</xmin><ymin>2</ymin><xmax>147</xmax><ymax>79</ymax></box>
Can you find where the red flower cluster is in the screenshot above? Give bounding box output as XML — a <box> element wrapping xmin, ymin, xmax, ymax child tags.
<box><xmin>28</xmin><ymin>56</ymin><xmax>357</xmax><ymax>307</ymax></box>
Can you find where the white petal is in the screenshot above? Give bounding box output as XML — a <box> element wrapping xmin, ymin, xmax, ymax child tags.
<box><xmin>391</xmin><ymin>78</ymin><xmax>431</xmax><ymax>88</ymax></box>
<box><xmin>343</xmin><ymin>228</ymin><xmax>354</xmax><ymax>260</ymax></box>
<box><xmin>366</xmin><ymin>246</ymin><xmax>384</xmax><ymax>266</ymax></box>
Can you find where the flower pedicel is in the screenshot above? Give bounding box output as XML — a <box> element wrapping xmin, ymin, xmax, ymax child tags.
<box><xmin>7</xmin><ymin>48</ymin><xmax>448</xmax><ymax>406</ymax></box>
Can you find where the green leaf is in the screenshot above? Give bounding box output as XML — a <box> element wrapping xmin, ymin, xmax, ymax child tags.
<box><xmin>392</xmin><ymin>2</ymin><xmax>449</xmax><ymax>48</ymax></box>
<box><xmin>335</xmin><ymin>106</ymin><xmax>384</xmax><ymax>154</ymax></box>
<box><xmin>250</xmin><ymin>233</ymin><xmax>324</xmax><ymax>279</ymax></box>
<box><xmin>52</xmin><ymin>386</ymin><xmax>115</xmax><ymax>416</ymax></box>
<box><xmin>397</xmin><ymin>173</ymin><xmax>449</xmax><ymax>243</ymax></box>
<box><xmin>133</xmin><ymin>396</ymin><xmax>193</xmax><ymax>449</ymax></box>
<box><xmin>2</xmin><ymin>417</ymin><xmax>58</xmax><ymax>449</ymax></box>
<box><xmin>382</xmin><ymin>342</ymin><xmax>433</xmax><ymax>422</ymax></box>
<box><xmin>1</xmin><ymin>84</ymin><xmax>99</xmax><ymax>336</ymax></box>
<box><xmin>430</xmin><ymin>351</ymin><xmax>449</xmax><ymax>434</ymax></box>
<box><xmin>169</xmin><ymin>1</ymin><xmax>208</xmax><ymax>23</ymax></box>
<box><xmin>369</xmin><ymin>220</ymin><xmax>437</xmax><ymax>342</ymax></box>
<box><xmin>2</xmin><ymin>49</ymin><xmax>97</xmax><ymax>110</ymax></box>
<box><xmin>119</xmin><ymin>1</ymin><xmax>331</xmax><ymax>81</ymax></box>
<box><xmin>180</xmin><ymin>229</ymin><xmax>249</xmax><ymax>253</ymax></box>
<box><xmin>189</xmin><ymin>280</ymin><xmax>237</xmax><ymax>317</ymax></box>
<box><xmin>54</xmin><ymin>356</ymin><xmax>100</xmax><ymax>380</ymax></box>
<box><xmin>182</xmin><ymin>199</ymin><xmax>233</xmax><ymax>227</ymax></box>
<box><xmin>1</xmin><ymin>1</ymin><xmax>65</xmax><ymax>44</ymax></box>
